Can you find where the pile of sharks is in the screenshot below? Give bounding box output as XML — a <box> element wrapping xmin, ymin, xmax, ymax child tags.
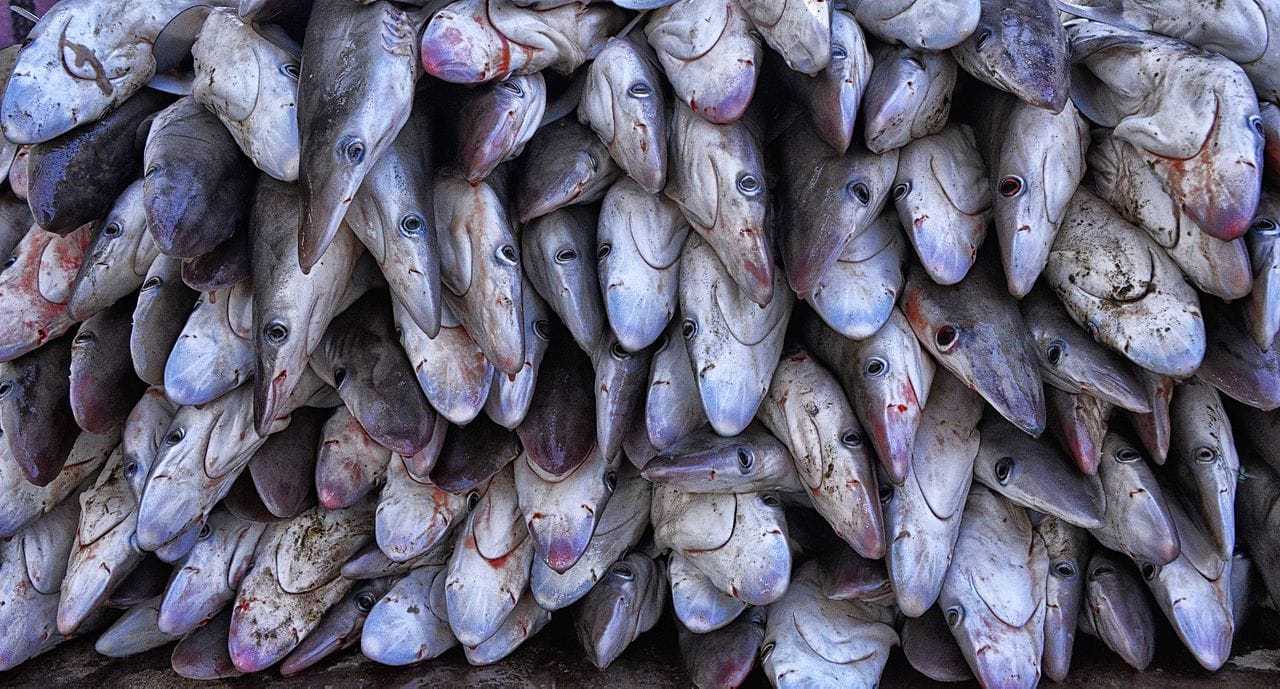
<box><xmin>0</xmin><ymin>0</ymin><xmax>1278</xmax><ymax>686</ymax></box>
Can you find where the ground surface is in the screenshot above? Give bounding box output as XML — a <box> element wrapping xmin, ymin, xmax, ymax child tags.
<box><xmin>6</xmin><ymin>610</ymin><xmax>1280</xmax><ymax>688</ymax></box>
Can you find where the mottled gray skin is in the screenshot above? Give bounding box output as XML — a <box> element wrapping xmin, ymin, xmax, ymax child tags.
<box><xmin>903</xmin><ymin>258</ymin><xmax>1045</xmax><ymax>436</ymax></box>
<box><xmin>523</xmin><ymin>206</ymin><xmax>605</xmax><ymax>352</ymax></box>
<box><xmin>1020</xmin><ymin>285</ymin><xmax>1149</xmax><ymax>413</ymax></box>
<box><xmin>157</xmin><ymin>508</ymin><xmax>265</xmax><ymax>636</ymax></box>
<box><xmin>850</xmin><ymin>0</ymin><xmax>978</xmax><ymax>49</ymax></box>
<box><xmin>781</xmin><ymin>10</ymin><xmax>872</xmax><ymax>154</ymax></box>
<box><xmin>1168</xmin><ymin>378</ymin><xmax>1239</xmax><ymax>559</ymax></box>
<box><xmin>483</xmin><ymin>275</ymin><xmax>549</xmax><ymax>429</ymax></box>
<box><xmin>375</xmin><ymin>452</ymin><xmax>477</xmax><ymax>563</ymax></box>
<box><xmin>900</xmin><ymin>607</ymin><xmax>973</xmax><ymax>682</ymax></box>
<box><xmin>1128</xmin><ymin>369</ymin><xmax>1174</xmax><ymax>463</ymax></box>
<box><xmin>0</xmin><ymin>334</ymin><xmax>77</xmax><ymax>486</ymax></box>
<box><xmin>121</xmin><ymin>387</ymin><xmax>177</xmax><ymax>502</ymax></box>
<box><xmin>70</xmin><ymin>296</ymin><xmax>147</xmax><ymax>435</ymax></box>
<box><xmin>94</xmin><ymin>596</ymin><xmax>180</xmax><ymax>657</ymax></box>
<box><xmin>1045</xmin><ymin>387</ymin><xmax>1109</xmax><ymax>476</ymax></box>
<box><xmin>143</xmin><ymin>97</ymin><xmax>253</xmax><ymax>259</ymax></box>
<box><xmin>296</xmin><ymin>0</ymin><xmax>424</xmax><ymax>271</ymax></box>
<box><xmin>1091</xmin><ymin>433</ymin><xmax>1180</xmax><ymax>565</ymax></box>
<box><xmin>667</xmin><ymin>550</ymin><xmax>747</xmax><ymax>632</ymax></box>
<box><xmin>1080</xmin><ymin>549</ymin><xmax>1156</xmax><ymax>670</ymax></box>
<box><xmin>1196</xmin><ymin>300</ymin><xmax>1280</xmax><ymax>411</ymax></box>
<box><xmin>516</xmin><ymin>119</ymin><xmax>619</xmax><ymax>224</ymax></box>
<box><xmin>952</xmin><ymin>0</ymin><xmax>1068</xmax><ymax>112</ymax></box>
<box><xmin>677</xmin><ymin>608</ymin><xmax>766</xmax><ymax>689</ymax></box>
<box><xmin>515</xmin><ymin>443</ymin><xmax>621</xmax><ymax>574</ymax></box>
<box><xmin>575</xmin><ymin>551</ymin><xmax>667</xmax><ymax>669</ymax></box>
<box><xmin>515</xmin><ymin>329</ymin><xmax>595</xmax><ymax>478</ymax></box>
<box><xmin>280</xmin><ymin>577</ymin><xmax>392</xmax><ymax>676</ymax></box>
<box><xmin>579</xmin><ymin>35</ymin><xmax>668</xmax><ymax>194</ymax></box>
<box><xmin>861</xmin><ymin>45</ymin><xmax>955</xmax><ymax>154</ymax></box>
<box><xmin>939</xmin><ymin>486</ymin><xmax>1047</xmax><ymax>689</ymax></box>
<box><xmin>643</xmin><ymin>317</ymin><xmax>707</xmax><ymax>453</ymax></box>
<box><xmin>246</xmin><ymin>406</ymin><xmax>325</xmax><ymax>519</ymax></box>
<box><xmin>164</xmin><ymin>281</ymin><xmax>254</xmax><ymax>406</ymax></box>
<box><xmin>170</xmin><ymin>608</ymin><xmax>242</xmax><ymax>680</ymax></box>
<box><xmin>1037</xmin><ymin>516</ymin><xmax>1090</xmax><ymax>682</ymax></box>
<box><xmin>345</xmin><ymin>101</ymin><xmax>440</xmax><ymax>338</ymax></box>
<box><xmin>465</xmin><ymin>586</ymin><xmax>553</xmax><ymax>666</ymax></box>
<box><xmin>67</xmin><ymin>179</ymin><xmax>157</xmax><ymax>321</ymax></box>
<box><xmin>593</xmin><ymin>332</ymin><xmax>653</xmax><ymax>464</ymax></box>
<box><xmin>0</xmin><ymin>224</ymin><xmax>89</xmax><ymax>363</ymax></box>
<box><xmin>0</xmin><ymin>491</ymin><xmax>80</xmax><ymax>671</ymax></box>
<box><xmin>0</xmin><ymin>428</ymin><xmax>114</xmax><ymax>539</ymax></box>
<box><xmin>314</xmin><ymin>405</ymin><xmax>391</xmax><ymax>510</ymax></box>
<box><xmin>780</xmin><ymin>118</ymin><xmax>898</xmax><ymax>301</ymax></box>
<box><xmin>973</xmin><ymin>413</ymin><xmax>1105</xmax><ymax>528</ymax></box>
<box><xmin>645</xmin><ymin>0</ymin><xmax>762</xmax><ymax>124</ymax></box>
<box><xmin>808</xmin><ymin>210</ymin><xmax>907</xmax><ymax>340</ymax></box>
<box><xmin>1244</xmin><ymin>192</ymin><xmax>1280</xmax><ymax>349</ymax></box>
<box><xmin>457</xmin><ymin>74</ymin><xmax>546</xmax><ymax>183</ymax></box>
<box><xmin>740</xmin><ymin>0</ymin><xmax>829</xmax><ymax>75</ymax></box>
<box><xmin>641</xmin><ymin>422</ymin><xmax>801</xmax><ymax>494</ymax></box>
<box><xmin>131</xmin><ymin>255</ymin><xmax>197</xmax><ymax>387</ymax></box>
<box><xmin>360</xmin><ymin>563</ymin><xmax>456</xmax><ymax>666</ymax></box>
<box><xmin>430</xmin><ymin>413</ymin><xmax>521</xmax><ymax>494</ymax></box>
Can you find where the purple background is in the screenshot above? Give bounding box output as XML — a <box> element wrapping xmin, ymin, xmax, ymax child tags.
<box><xmin>0</xmin><ymin>1</ymin><xmax>57</xmax><ymax>49</ymax></box>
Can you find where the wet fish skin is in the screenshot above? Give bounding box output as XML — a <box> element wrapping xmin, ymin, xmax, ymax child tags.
<box><xmin>1237</xmin><ymin>457</ymin><xmax>1280</xmax><ymax>611</ymax></box>
<box><xmin>0</xmin><ymin>492</ymin><xmax>81</xmax><ymax>671</ymax></box>
<box><xmin>575</xmin><ymin>551</ymin><xmax>667</xmax><ymax>669</ymax></box>
<box><xmin>881</xmin><ymin>370</ymin><xmax>981</xmax><ymax>616</ymax></box>
<box><xmin>517</xmin><ymin>119</ymin><xmax>620</xmax><ymax>224</ymax></box>
<box><xmin>818</xmin><ymin>547</ymin><xmax>893</xmax><ymax>602</ymax></box>
<box><xmin>0</xmin><ymin>190</ymin><xmax>33</xmax><ymax>262</ymax></box>
<box><xmin>121</xmin><ymin>388</ymin><xmax>178</xmax><ymax>502</ymax></box>
<box><xmin>522</xmin><ymin>206</ymin><xmax>605</xmax><ymax>351</ymax></box>
<box><xmin>739</xmin><ymin>0</ymin><xmax>830</xmax><ymax>76</ymax></box>
<box><xmin>593</xmin><ymin>332</ymin><xmax>654</xmax><ymax>464</ymax></box>
<box><xmin>464</xmin><ymin>587</ymin><xmax>553</xmax><ymax>666</ymax></box>
<box><xmin>420</xmin><ymin>0</ymin><xmax>623</xmax><ymax>84</ymax></box>
<box><xmin>643</xmin><ymin>317</ymin><xmax>707</xmax><ymax>453</ymax></box>
<box><xmin>169</xmin><ymin>608</ymin><xmax>242</xmax><ymax>680</ymax></box>
<box><xmin>903</xmin><ymin>258</ymin><xmax>1045</xmax><ymax>436</ymax></box>
<box><xmin>1046</xmin><ymin>188</ymin><xmax>1206</xmax><ymax>378</ymax></box>
<box><xmin>1243</xmin><ymin>192</ymin><xmax>1280</xmax><ymax>350</ymax></box>
<box><xmin>0</xmin><ymin>0</ymin><xmax>193</xmax><ymax>144</ymax></box>
<box><xmin>395</xmin><ymin>299</ymin><xmax>492</xmax><ymax>426</ymax></box>
<box><xmin>70</xmin><ymin>295</ymin><xmax>147</xmax><ymax>435</ymax></box>
<box><xmin>801</xmin><ymin>309</ymin><xmax>934</xmax><ymax>486</ymax></box>
<box><xmin>579</xmin><ymin>35</ymin><xmax>668</xmax><ymax>194</ymax></box>
<box><xmin>246</xmin><ymin>406</ymin><xmax>325</xmax><ymax>519</ymax></box>
<box><xmin>680</xmin><ymin>235</ymin><xmax>793</xmax><ymax>437</ymax></box>
<box><xmin>515</xmin><ymin>329</ymin><xmax>595</xmax><ymax>478</ymax></box>
<box><xmin>666</xmin><ymin>103</ymin><xmax>773</xmax><ymax>306</ymax></box>
<box><xmin>157</xmin><ymin>508</ymin><xmax>265</xmax><ymax>637</ymax></box>
<box><xmin>0</xmin><ymin>224</ymin><xmax>90</xmax><ymax>363</ymax></box>
<box><xmin>892</xmin><ymin>124</ymin><xmax>991</xmax><ymax>286</ymax></box>
<box><xmin>1038</xmin><ymin>516</ymin><xmax>1090</xmax><ymax>682</ymax></box>
<box><xmin>1196</xmin><ymin>299</ymin><xmax>1280</xmax><ymax>411</ymax></box>
<box><xmin>296</xmin><ymin>0</ymin><xmax>424</xmax><ymax>271</ymax></box>
<box><xmin>1020</xmin><ymin>285</ymin><xmax>1149</xmax><ymax>413</ymax></box>
<box><xmin>952</xmin><ymin>0</ymin><xmax>1069</xmax><ymax>112</ymax></box>
<box><xmin>677</xmin><ymin>608</ymin><xmax>766</xmax><ymax>689</ymax></box>
<box><xmin>1081</xmin><ymin>549</ymin><xmax>1156</xmax><ymax>670</ymax></box>
<box><xmin>375</xmin><ymin>452</ymin><xmax>478</xmax><ymax>563</ymax></box>
<box><xmin>191</xmin><ymin>8</ymin><xmax>302</xmax><ymax>182</ymax></box>
<box><xmin>1128</xmin><ymin>369</ymin><xmax>1174</xmax><ymax>463</ymax></box>
<box><xmin>760</xmin><ymin>561</ymin><xmax>898</xmax><ymax>689</ymax></box>
<box><xmin>314</xmin><ymin>405</ymin><xmax>392</xmax><ymax>510</ymax></box>
<box><xmin>143</xmin><ymin>96</ymin><xmax>254</xmax><ymax>259</ymax></box>
<box><xmin>667</xmin><ymin>550</ymin><xmax>747</xmax><ymax>633</ymax></box>
<box><xmin>164</xmin><ymin>280</ymin><xmax>255</xmax><ymax>407</ymax></box>
<box><xmin>1168</xmin><ymin>378</ymin><xmax>1239</xmax><ymax>559</ymax></box>
<box><xmin>515</xmin><ymin>443</ymin><xmax>622</xmax><ymax>574</ymax></box>
<box><xmin>939</xmin><ymin>486</ymin><xmax>1047</xmax><ymax>689</ymax></box>
<box><xmin>251</xmin><ymin>176</ymin><xmax>363</xmax><ymax>436</ymax></box>
<box><xmin>67</xmin><ymin>179</ymin><xmax>158</xmax><ymax>321</ymax></box>
<box><xmin>430</xmin><ymin>413</ymin><xmax>522</xmax><ymax>494</ymax></box>
<box><xmin>482</xmin><ymin>275</ymin><xmax>549</xmax><ymax>429</ymax></box>
<box><xmin>849</xmin><ymin>0</ymin><xmax>979</xmax><ymax>50</ymax></box>
<box><xmin>457</xmin><ymin>73</ymin><xmax>547</xmax><ymax>183</ymax></box>
<box><xmin>900</xmin><ymin>606</ymin><xmax>973</xmax><ymax>683</ymax></box>
<box><xmin>280</xmin><ymin>577</ymin><xmax>393</xmax><ymax>676</ymax></box>
<box><xmin>780</xmin><ymin>10</ymin><xmax>871</xmax><ymax>154</ymax></box>
<box><xmin>807</xmin><ymin>211</ymin><xmax>907</xmax><ymax>341</ymax></box>
<box><xmin>861</xmin><ymin>45</ymin><xmax>956</xmax><ymax>154</ymax></box>
<box><xmin>645</xmin><ymin>0</ymin><xmax>762</xmax><ymax>124</ymax></box>
<box><xmin>94</xmin><ymin>596</ymin><xmax>180</xmax><ymax>657</ymax></box>
<box><xmin>780</xmin><ymin>118</ymin><xmax>898</xmax><ymax>303</ymax></box>
<box><xmin>642</xmin><ymin>421</ymin><xmax>801</xmax><ymax>494</ymax></box>
<box><xmin>0</xmin><ymin>428</ymin><xmax>115</xmax><ymax>539</ymax></box>
<box><xmin>757</xmin><ymin>348</ymin><xmax>885</xmax><ymax>559</ymax></box>
<box><xmin>1091</xmin><ymin>433</ymin><xmax>1181</xmax><ymax>565</ymax></box>
<box><xmin>361</xmin><ymin>563</ymin><xmax>457</xmax><ymax>665</ymax></box>
<box><xmin>1044</xmin><ymin>388</ymin><xmax>1110</xmax><ymax>476</ymax></box>
<box><xmin>0</xmin><ymin>334</ymin><xmax>77</xmax><ymax>486</ymax></box>
<box><xmin>131</xmin><ymin>255</ymin><xmax>197</xmax><ymax>387</ymax></box>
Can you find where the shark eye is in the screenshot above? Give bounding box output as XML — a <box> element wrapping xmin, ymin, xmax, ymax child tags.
<box><xmin>878</xmin><ymin>482</ymin><xmax>894</xmax><ymax>504</ymax></box>
<box><xmin>905</xmin><ymin>56</ymin><xmax>924</xmax><ymax>71</ymax></box>
<box><xmin>610</xmin><ymin>342</ymin><xmax>630</xmax><ymax>360</ymax></box>
<box><xmin>1046</xmin><ymin>340</ymin><xmax>1065</xmax><ymax>365</ymax></box>
<box><xmin>610</xmin><ymin>562</ymin><xmax>635</xmax><ymax>579</ymax></box>
<box><xmin>994</xmin><ymin>456</ymin><xmax>1014</xmax><ymax>484</ymax></box>
<box><xmin>1</xmin><ymin>255</ymin><xmax>15</xmax><ymax>269</ymax></box>
<box><xmin>466</xmin><ymin>491</ymin><xmax>481</xmax><ymax>510</ymax></box>
<box><xmin>998</xmin><ymin>175</ymin><xmax>1025</xmax><ymax>198</ymax></box>
<box><xmin>945</xmin><ymin>606</ymin><xmax>963</xmax><ymax>628</ymax></box>
<box><xmin>831</xmin><ymin>44</ymin><xmax>847</xmax><ymax>61</ymax></box>
<box><xmin>101</xmin><ymin>221</ymin><xmax>122</xmax><ymax>238</ymax></box>
<box><xmin>628</xmin><ymin>82</ymin><xmax>652</xmax><ymax>98</ymax></box>
<box><xmin>496</xmin><ymin>244</ymin><xmax>518</xmax><ymax>265</ymax></box>
<box><xmin>760</xmin><ymin>641</ymin><xmax>775</xmax><ymax>661</ymax></box>
<box><xmin>165</xmin><ymin>428</ymin><xmax>185</xmax><ymax>446</ymax></box>
<box><xmin>846</xmin><ymin>181</ymin><xmax>871</xmax><ymax>205</ymax></box>
<box><xmin>654</xmin><ymin>333</ymin><xmax>670</xmax><ymax>352</ymax></box>
<box><xmin>355</xmin><ymin>591</ymin><xmax>377</xmax><ymax>613</ymax></box>
<box><xmin>863</xmin><ymin>357</ymin><xmax>888</xmax><ymax>377</ymax></box>
<box><xmin>1254</xmin><ymin>217</ymin><xmax>1278</xmax><ymax>233</ymax></box>
<box><xmin>1115</xmin><ymin>446</ymin><xmax>1141</xmax><ymax>463</ymax></box>
<box><xmin>198</xmin><ymin>522</ymin><xmax>212</xmax><ymax>539</ymax></box>
<box><xmin>681</xmin><ymin>319</ymin><xmax>698</xmax><ymax>340</ymax></box>
<box><xmin>1141</xmin><ymin>562</ymin><xmax>1159</xmax><ymax>580</ymax></box>
<box><xmin>333</xmin><ymin>367</ymin><xmax>347</xmax><ymax>387</ymax></box>
<box><xmin>736</xmin><ymin>447</ymin><xmax>754</xmax><ymax>473</ymax></box>
<box><xmin>976</xmin><ymin>29</ymin><xmax>993</xmax><ymax>49</ymax></box>
<box><xmin>142</xmin><ymin>275</ymin><xmax>163</xmax><ymax>290</ymax></box>
<box><xmin>840</xmin><ymin>429</ymin><xmax>864</xmax><ymax>448</ymax></box>
<box><xmin>935</xmin><ymin>325</ymin><xmax>959</xmax><ymax>351</ymax></box>
<box><xmin>123</xmin><ymin>460</ymin><xmax>139</xmax><ymax>478</ymax></box>
<box><xmin>604</xmin><ymin>470</ymin><xmax>618</xmax><ymax>492</ymax></box>
<box><xmin>554</xmin><ymin>247</ymin><xmax>578</xmax><ymax>263</ymax></box>
<box><xmin>761</xmin><ymin>493</ymin><xmax>781</xmax><ymax>508</ymax></box>
<box><xmin>0</xmin><ymin>381</ymin><xmax>11</xmax><ymax>399</ymax></box>
<box><xmin>73</xmin><ymin>330</ymin><xmax>96</xmax><ymax>345</ymax></box>
<box><xmin>737</xmin><ymin>173</ymin><xmax>763</xmax><ymax>196</ymax></box>
<box><xmin>596</xmin><ymin>243</ymin><xmax>612</xmax><ymax>260</ymax></box>
<box><xmin>1092</xmin><ymin>563</ymin><xmax>1115</xmax><ymax>577</ymax></box>
<box><xmin>533</xmin><ymin>319</ymin><xmax>551</xmax><ymax>341</ymax></box>
<box><xmin>1195</xmin><ymin>447</ymin><xmax>1218</xmax><ymax>463</ymax></box>
<box><xmin>892</xmin><ymin>182</ymin><xmax>910</xmax><ymax>201</ymax></box>
<box><xmin>1250</xmin><ymin>115</ymin><xmax>1264</xmax><ymax>136</ymax></box>
<box><xmin>264</xmin><ymin>322</ymin><xmax>289</xmax><ymax>345</ymax></box>
<box><xmin>342</xmin><ymin>138</ymin><xmax>366</xmax><ymax>164</ymax></box>
<box><xmin>1053</xmin><ymin>561</ymin><xmax>1076</xmax><ymax>578</ymax></box>
<box><xmin>399</xmin><ymin>213</ymin><xmax>425</xmax><ymax>237</ymax></box>
<box><xmin>279</xmin><ymin>63</ymin><xmax>300</xmax><ymax>80</ymax></box>
<box><xmin>499</xmin><ymin>79</ymin><xmax>524</xmax><ymax>97</ymax></box>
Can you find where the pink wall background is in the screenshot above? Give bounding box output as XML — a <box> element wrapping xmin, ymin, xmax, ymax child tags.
<box><xmin>0</xmin><ymin>1</ymin><xmax>58</xmax><ymax>49</ymax></box>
